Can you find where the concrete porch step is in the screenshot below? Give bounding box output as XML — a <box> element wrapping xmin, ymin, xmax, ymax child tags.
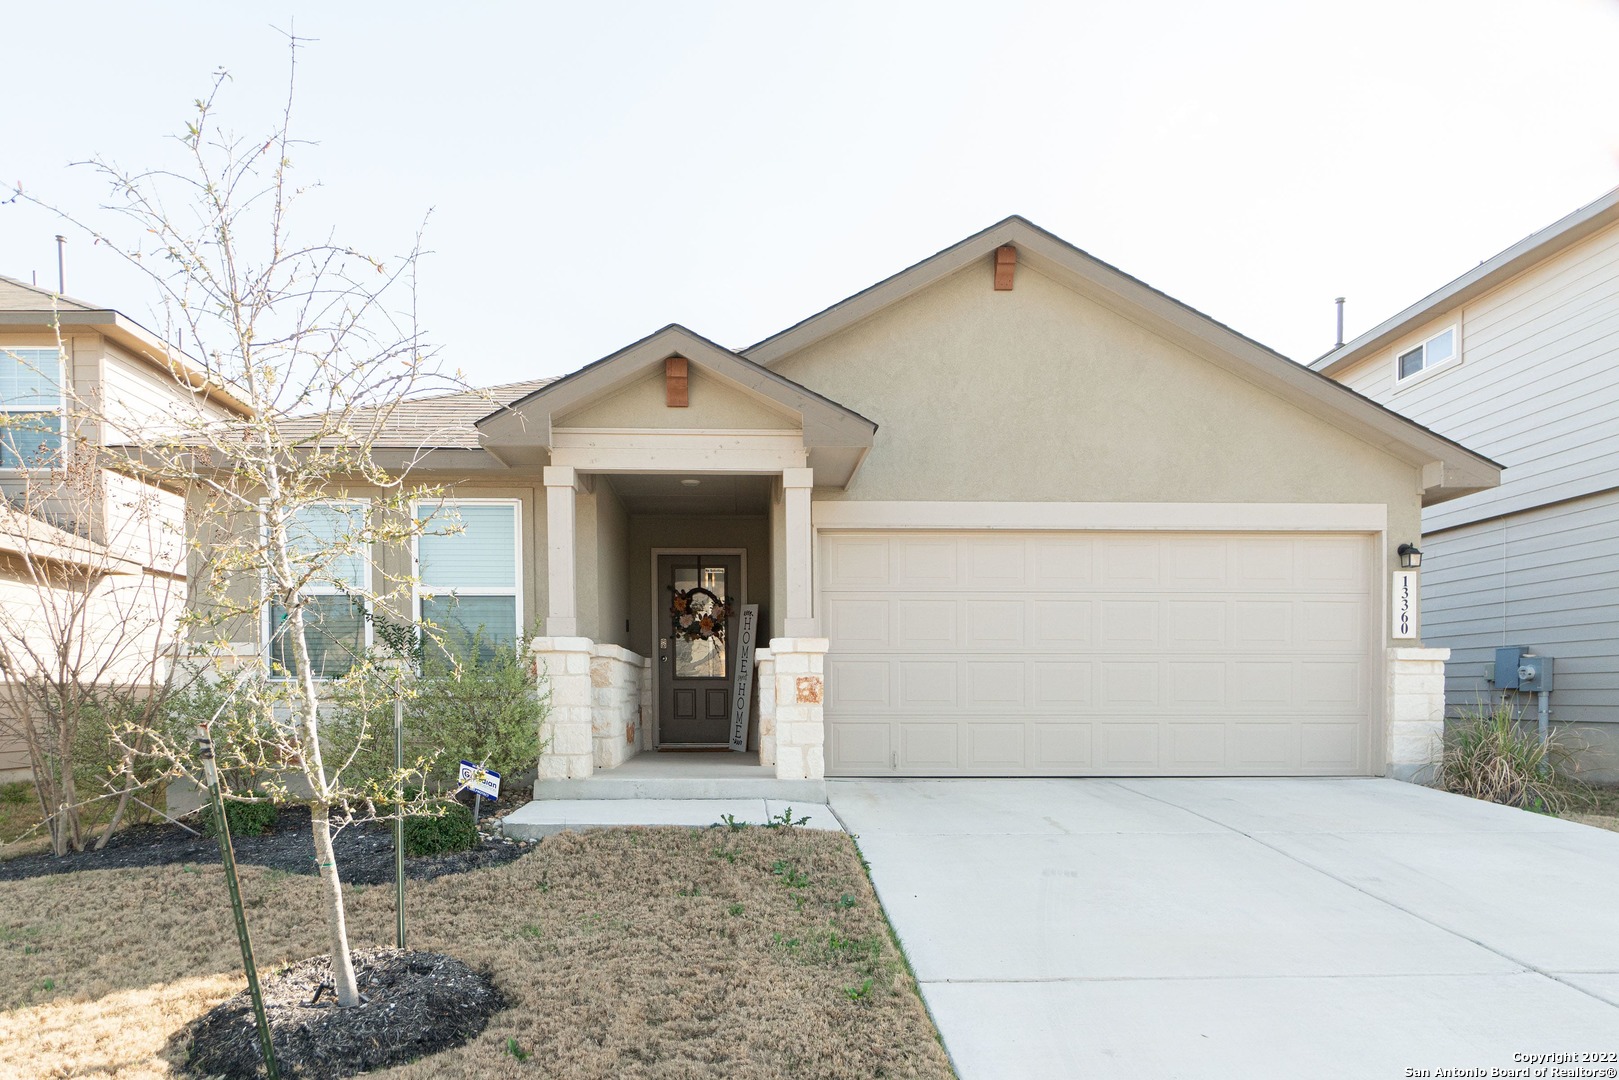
<box><xmin>528</xmin><ymin>774</ymin><xmax>827</xmax><ymax>802</ymax></box>
<box><xmin>501</xmin><ymin>798</ymin><xmax>841</xmax><ymax>839</ymax></box>
<box><xmin>530</xmin><ymin>751</ymin><xmax>825</xmax><ymax>803</ymax></box>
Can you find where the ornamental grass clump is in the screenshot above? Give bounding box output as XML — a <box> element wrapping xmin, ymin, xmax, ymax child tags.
<box><xmin>1439</xmin><ymin>697</ymin><xmax>1581</xmax><ymax>814</ymax></box>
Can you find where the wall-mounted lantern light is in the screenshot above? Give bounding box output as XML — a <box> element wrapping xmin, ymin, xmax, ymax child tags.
<box><xmin>1397</xmin><ymin>543</ymin><xmax>1422</xmax><ymax>570</ymax></box>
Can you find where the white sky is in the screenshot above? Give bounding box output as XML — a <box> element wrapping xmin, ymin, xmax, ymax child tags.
<box><xmin>4</xmin><ymin>1</ymin><xmax>1618</xmax><ymax>385</ymax></box>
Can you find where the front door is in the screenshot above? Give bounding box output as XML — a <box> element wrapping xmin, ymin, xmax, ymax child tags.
<box><xmin>657</xmin><ymin>553</ymin><xmax>743</xmax><ymax>745</ymax></box>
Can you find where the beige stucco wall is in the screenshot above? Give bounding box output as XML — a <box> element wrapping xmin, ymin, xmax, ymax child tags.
<box><xmin>557</xmin><ymin>365</ymin><xmax>799</xmax><ymax>430</ymax></box>
<box><xmin>770</xmin><ymin>258</ymin><xmax>1425</xmax><ymax>647</ymax></box>
<box><xmin>590</xmin><ymin>481</ymin><xmax>630</xmax><ymax>647</ymax></box>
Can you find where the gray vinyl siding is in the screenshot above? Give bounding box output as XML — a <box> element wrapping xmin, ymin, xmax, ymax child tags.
<box><xmin>1420</xmin><ymin>488</ymin><xmax>1619</xmax><ymax>724</ymax></box>
<box><xmin>1331</xmin><ymin>218</ymin><xmax>1619</xmax><ymax>728</ymax></box>
<box><xmin>1335</xmin><ymin>218</ymin><xmax>1619</xmax><ymax>533</ymax></box>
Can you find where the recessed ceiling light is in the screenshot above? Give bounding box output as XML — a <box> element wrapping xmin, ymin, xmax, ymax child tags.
<box><xmin>680</xmin><ymin>478</ymin><xmax>701</xmax><ymax>487</ymax></box>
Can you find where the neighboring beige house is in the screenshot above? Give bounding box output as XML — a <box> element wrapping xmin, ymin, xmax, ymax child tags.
<box><xmin>1312</xmin><ymin>186</ymin><xmax>1619</xmax><ymax>781</ymax></box>
<box><xmin>289</xmin><ymin>217</ymin><xmax>1499</xmax><ymax>788</ymax></box>
<box><xmin>0</xmin><ymin>275</ymin><xmax>249</xmax><ymax>779</ymax></box>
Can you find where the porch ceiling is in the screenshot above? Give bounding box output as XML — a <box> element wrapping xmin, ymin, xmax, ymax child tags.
<box><xmin>606</xmin><ymin>473</ymin><xmax>773</xmax><ymax>516</ymax></box>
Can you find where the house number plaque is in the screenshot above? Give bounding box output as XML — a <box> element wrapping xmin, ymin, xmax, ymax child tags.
<box><xmin>1391</xmin><ymin>571</ymin><xmax>1417</xmax><ymax>639</ymax></box>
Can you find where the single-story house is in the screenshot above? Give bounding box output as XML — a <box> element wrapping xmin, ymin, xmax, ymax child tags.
<box><xmin>307</xmin><ymin>217</ymin><xmax>1500</xmax><ymax>785</ymax></box>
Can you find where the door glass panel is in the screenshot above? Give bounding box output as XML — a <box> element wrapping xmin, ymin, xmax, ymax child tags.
<box><xmin>675</xmin><ymin>636</ymin><xmax>725</xmax><ymax>678</ymax></box>
<box><xmin>672</xmin><ymin>563</ymin><xmax>727</xmax><ymax>678</ymax></box>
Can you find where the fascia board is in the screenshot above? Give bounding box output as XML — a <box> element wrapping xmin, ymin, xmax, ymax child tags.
<box><xmin>478</xmin><ymin>325</ymin><xmax>875</xmax><ymax>449</ymax></box>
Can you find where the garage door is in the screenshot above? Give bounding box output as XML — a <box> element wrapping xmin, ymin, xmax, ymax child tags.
<box><xmin>821</xmin><ymin>531</ymin><xmax>1374</xmax><ymax>776</ymax></box>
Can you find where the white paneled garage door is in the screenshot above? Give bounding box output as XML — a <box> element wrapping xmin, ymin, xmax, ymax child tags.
<box><xmin>821</xmin><ymin>531</ymin><xmax>1375</xmax><ymax>776</ymax></box>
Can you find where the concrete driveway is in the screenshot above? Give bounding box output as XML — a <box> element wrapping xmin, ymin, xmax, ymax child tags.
<box><xmin>827</xmin><ymin>778</ymin><xmax>1619</xmax><ymax>1079</ymax></box>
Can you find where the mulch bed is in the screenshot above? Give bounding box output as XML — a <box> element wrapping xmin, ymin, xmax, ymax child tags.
<box><xmin>183</xmin><ymin>949</ymin><xmax>504</xmax><ymax>1080</ymax></box>
<box><xmin>0</xmin><ymin>802</ymin><xmax>534</xmax><ymax>884</ymax></box>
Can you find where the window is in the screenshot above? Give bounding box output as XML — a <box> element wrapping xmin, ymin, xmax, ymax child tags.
<box><xmin>0</xmin><ymin>347</ymin><xmax>64</xmax><ymax>468</ymax></box>
<box><xmin>265</xmin><ymin>501</ymin><xmax>371</xmax><ymax>678</ymax></box>
<box><xmin>415</xmin><ymin>500</ymin><xmax>521</xmax><ymax>659</ymax></box>
<box><xmin>1395</xmin><ymin>326</ymin><xmax>1458</xmax><ymax>382</ymax></box>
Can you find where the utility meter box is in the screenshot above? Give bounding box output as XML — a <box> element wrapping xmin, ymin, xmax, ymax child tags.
<box><xmin>1492</xmin><ymin>646</ymin><xmax>1525</xmax><ymax>689</ymax></box>
<box><xmin>1516</xmin><ymin>653</ymin><xmax>1553</xmax><ymax>693</ymax></box>
<box><xmin>1490</xmin><ymin>646</ymin><xmax>1554</xmax><ymax>692</ymax></box>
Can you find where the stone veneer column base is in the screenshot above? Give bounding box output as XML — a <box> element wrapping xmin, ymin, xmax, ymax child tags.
<box><xmin>590</xmin><ymin>644</ymin><xmax>648</xmax><ymax>769</ymax></box>
<box><xmin>531</xmin><ymin>637</ymin><xmax>596</xmax><ymax>781</ymax></box>
<box><xmin>769</xmin><ymin>638</ymin><xmax>829</xmax><ymax>780</ymax></box>
<box><xmin>1388</xmin><ymin>646</ymin><xmax>1449</xmax><ymax>783</ymax></box>
<box><xmin>755</xmin><ymin>649</ymin><xmax>775</xmax><ymax>767</ymax></box>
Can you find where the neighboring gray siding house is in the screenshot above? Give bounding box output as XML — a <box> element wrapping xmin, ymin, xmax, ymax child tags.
<box><xmin>1312</xmin><ymin>186</ymin><xmax>1619</xmax><ymax>780</ymax></box>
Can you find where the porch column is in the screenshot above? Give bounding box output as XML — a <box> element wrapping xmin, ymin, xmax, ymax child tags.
<box><xmin>782</xmin><ymin>467</ymin><xmax>817</xmax><ymax>637</ymax></box>
<box><xmin>531</xmin><ymin>636</ymin><xmax>595</xmax><ymax>782</ymax></box>
<box><xmin>768</xmin><ymin>638</ymin><xmax>828</xmax><ymax>780</ymax></box>
<box><xmin>544</xmin><ymin>465</ymin><xmax>580</xmax><ymax>637</ymax></box>
<box><xmin>1387</xmin><ymin>646</ymin><xmax>1449</xmax><ymax>783</ymax></box>
<box><xmin>774</xmin><ymin>468</ymin><xmax>827</xmax><ymax>780</ymax></box>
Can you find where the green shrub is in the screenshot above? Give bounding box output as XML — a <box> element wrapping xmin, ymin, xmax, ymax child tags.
<box><xmin>322</xmin><ymin>629</ymin><xmax>546</xmax><ymax>803</ymax></box>
<box><xmin>402</xmin><ymin>799</ymin><xmax>478</xmax><ymax>856</ymax></box>
<box><xmin>203</xmin><ymin>797</ymin><xmax>281</xmax><ymax>838</ymax></box>
<box><xmin>410</xmin><ymin>635</ymin><xmax>545</xmax><ymax>789</ymax></box>
<box><xmin>1439</xmin><ymin>698</ymin><xmax>1582</xmax><ymax>814</ymax></box>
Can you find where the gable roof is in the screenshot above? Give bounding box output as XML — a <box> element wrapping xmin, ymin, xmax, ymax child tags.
<box><xmin>743</xmin><ymin>215</ymin><xmax>1501</xmax><ymax>505</ymax></box>
<box><xmin>1310</xmin><ymin>185</ymin><xmax>1619</xmax><ymax>378</ymax></box>
<box><xmin>0</xmin><ymin>273</ymin><xmax>253</xmax><ymax>417</ymax></box>
<box><xmin>476</xmin><ymin>324</ymin><xmax>877</xmax><ymax>485</ymax></box>
<box><xmin>0</xmin><ymin>274</ymin><xmax>99</xmax><ymax>313</ymax></box>
<box><xmin>278</xmin><ymin>378</ymin><xmax>555</xmax><ymax>450</ymax></box>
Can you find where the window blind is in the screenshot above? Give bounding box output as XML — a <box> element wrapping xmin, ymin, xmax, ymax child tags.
<box><xmin>285</xmin><ymin>503</ymin><xmax>367</xmax><ymax>588</ymax></box>
<box><xmin>417</xmin><ymin>503</ymin><xmax>516</xmax><ymax>589</ymax></box>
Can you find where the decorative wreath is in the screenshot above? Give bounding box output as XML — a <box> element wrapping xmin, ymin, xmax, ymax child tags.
<box><xmin>669</xmin><ymin>586</ymin><xmax>734</xmax><ymax>643</ymax></box>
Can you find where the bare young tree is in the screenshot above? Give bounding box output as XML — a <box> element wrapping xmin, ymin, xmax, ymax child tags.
<box><xmin>0</xmin><ymin>354</ymin><xmax>192</xmax><ymax>855</ymax></box>
<box><xmin>14</xmin><ymin>37</ymin><xmax>466</xmax><ymax>1007</ymax></box>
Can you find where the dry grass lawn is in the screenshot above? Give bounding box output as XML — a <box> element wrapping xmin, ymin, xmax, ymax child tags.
<box><xmin>1567</xmin><ymin>783</ymin><xmax>1619</xmax><ymax>834</ymax></box>
<box><xmin>0</xmin><ymin>825</ymin><xmax>955</xmax><ymax>1079</ymax></box>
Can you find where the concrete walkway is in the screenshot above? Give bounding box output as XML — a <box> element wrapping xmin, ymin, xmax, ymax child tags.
<box><xmin>501</xmin><ymin>798</ymin><xmax>840</xmax><ymax>838</ymax></box>
<box><xmin>827</xmin><ymin>778</ymin><xmax>1619</xmax><ymax>1080</ymax></box>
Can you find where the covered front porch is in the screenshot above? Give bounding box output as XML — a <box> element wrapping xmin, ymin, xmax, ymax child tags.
<box><xmin>472</xmin><ymin>326</ymin><xmax>875</xmax><ymax>792</ymax></box>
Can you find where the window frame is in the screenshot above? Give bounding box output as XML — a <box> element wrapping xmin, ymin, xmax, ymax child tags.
<box><xmin>0</xmin><ymin>343</ymin><xmax>69</xmax><ymax>472</ymax></box>
<box><xmin>260</xmin><ymin>498</ymin><xmax>374</xmax><ymax>680</ymax></box>
<box><xmin>410</xmin><ymin>497</ymin><xmax>524</xmax><ymax>651</ymax></box>
<box><xmin>1392</xmin><ymin>323</ymin><xmax>1460</xmax><ymax>387</ymax></box>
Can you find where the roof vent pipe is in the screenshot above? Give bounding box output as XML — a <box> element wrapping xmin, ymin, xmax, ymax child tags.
<box><xmin>1334</xmin><ymin>296</ymin><xmax>1345</xmax><ymax>349</ymax></box>
<box><xmin>55</xmin><ymin>235</ymin><xmax>66</xmax><ymax>295</ymax></box>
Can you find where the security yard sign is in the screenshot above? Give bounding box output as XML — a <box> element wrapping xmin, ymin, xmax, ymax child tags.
<box><xmin>458</xmin><ymin>761</ymin><xmax>501</xmax><ymax>801</ymax></box>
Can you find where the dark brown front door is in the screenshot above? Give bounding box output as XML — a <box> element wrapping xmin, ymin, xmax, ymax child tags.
<box><xmin>657</xmin><ymin>553</ymin><xmax>742</xmax><ymax>745</ymax></box>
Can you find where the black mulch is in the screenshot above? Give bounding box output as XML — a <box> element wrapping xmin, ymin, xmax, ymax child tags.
<box><xmin>182</xmin><ymin>948</ymin><xmax>504</xmax><ymax>1080</ymax></box>
<box><xmin>0</xmin><ymin>803</ymin><xmax>536</xmax><ymax>884</ymax></box>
